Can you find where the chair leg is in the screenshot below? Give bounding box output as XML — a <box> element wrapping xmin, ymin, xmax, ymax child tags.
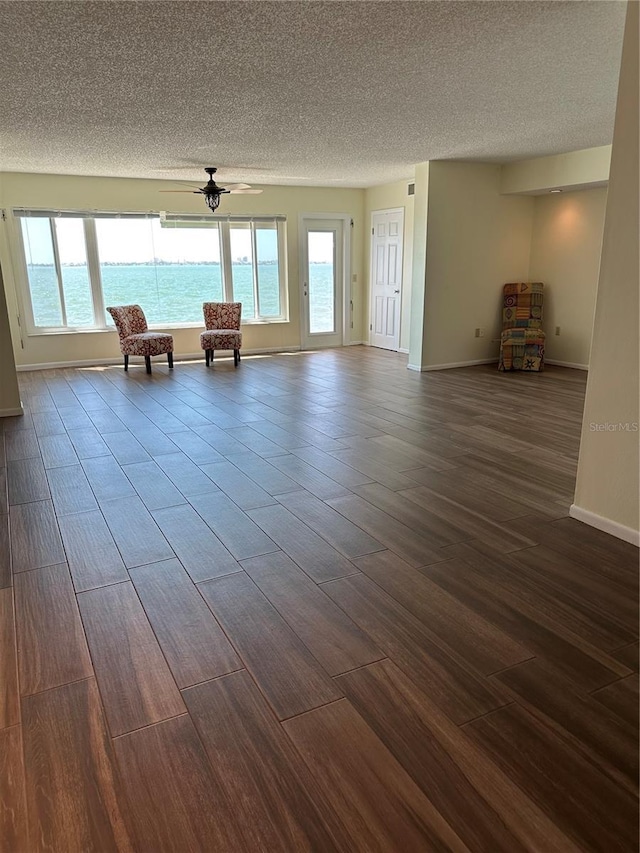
<box><xmin>205</xmin><ymin>349</ymin><xmax>210</xmax><ymax>367</ymax></box>
<box><xmin>124</xmin><ymin>354</ymin><xmax>129</xmax><ymax>372</ymax></box>
<box><xmin>145</xmin><ymin>356</ymin><xmax>152</xmax><ymax>375</ymax></box>
<box><xmin>167</xmin><ymin>352</ymin><xmax>173</xmax><ymax>369</ymax></box>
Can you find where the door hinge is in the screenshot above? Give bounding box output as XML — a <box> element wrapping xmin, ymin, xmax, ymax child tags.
<box><xmin>372</xmin><ymin>228</ymin><xmax>374</xmax><ymax>235</ymax></box>
<box><xmin>370</xmin><ymin>324</ymin><xmax>372</xmax><ymax>331</ymax></box>
<box><xmin>1</xmin><ymin>210</ymin><xmax>6</xmax><ymax>221</ymax></box>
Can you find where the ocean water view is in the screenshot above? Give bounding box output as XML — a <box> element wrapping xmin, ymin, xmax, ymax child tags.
<box><xmin>26</xmin><ymin>262</ymin><xmax>335</xmax><ymax>331</ymax></box>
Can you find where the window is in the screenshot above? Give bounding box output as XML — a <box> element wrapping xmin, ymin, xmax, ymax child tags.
<box><xmin>15</xmin><ymin>210</ymin><xmax>287</xmax><ymax>332</ymax></box>
<box><xmin>95</xmin><ymin>218</ymin><xmax>224</xmax><ymax>327</ymax></box>
<box><xmin>20</xmin><ymin>216</ymin><xmax>93</xmax><ymax>328</ymax></box>
<box><xmin>307</xmin><ymin>230</ymin><xmax>336</xmax><ymax>334</ymax></box>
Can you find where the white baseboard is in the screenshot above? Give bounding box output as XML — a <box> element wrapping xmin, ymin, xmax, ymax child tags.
<box><xmin>408</xmin><ymin>358</ymin><xmax>498</xmax><ymax>372</ymax></box>
<box><xmin>398</xmin><ymin>347</ymin><xmax>409</xmax><ymax>354</ymax></box>
<box><xmin>17</xmin><ymin>356</ymin><xmax>138</xmax><ymax>371</ymax></box>
<box><xmin>16</xmin><ymin>346</ymin><xmax>302</xmax><ymax>372</ymax></box>
<box><xmin>348</xmin><ymin>341</ymin><xmax>366</xmax><ymax>346</ymax></box>
<box><xmin>546</xmin><ymin>359</ymin><xmax>589</xmax><ymax>370</ymax></box>
<box><xmin>569</xmin><ymin>504</ymin><xmax>640</xmax><ymax>547</ymax></box>
<box><xmin>0</xmin><ymin>405</ymin><xmax>24</xmax><ymax>417</ymax></box>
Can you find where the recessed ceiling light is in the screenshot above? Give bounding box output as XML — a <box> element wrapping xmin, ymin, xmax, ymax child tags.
<box><xmin>550</xmin><ymin>189</ymin><xmax>563</xmax><ymax>193</ymax></box>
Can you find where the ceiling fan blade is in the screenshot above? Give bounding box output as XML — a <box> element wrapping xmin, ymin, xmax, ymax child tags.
<box><xmin>229</xmin><ymin>188</ymin><xmax>263</xmax><ymax>195</ymax></box>
<box><xmin>158</xmin><ymin>190</ymin><xmax>199</xmax><ymax>193</ymax></box>
<box><xmin>223</xmin><ymin>183</ymin><xmax>252</xmax><ymax>191</ymax></box>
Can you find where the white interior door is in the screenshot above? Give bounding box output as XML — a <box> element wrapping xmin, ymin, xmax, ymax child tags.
<box><xmin>301</xmin><ymin>219</ymin><xmax>344</xmax><ymax>349</ymax></box>
<box><xmin>370</xmin><ymin>209</ymin><xmax>404</xmax><ymax>351</ymax></box>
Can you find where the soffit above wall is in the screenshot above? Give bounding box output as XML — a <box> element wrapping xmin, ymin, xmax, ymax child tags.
<box><xmin>0</xmin><ymin>1</ymin><xmax>627</xmax><ymax>188</ymax></box>
<box><xmin>501</xmin><ymin>145</ymin><xmax>612</xmax><ymax>195</ymax></box>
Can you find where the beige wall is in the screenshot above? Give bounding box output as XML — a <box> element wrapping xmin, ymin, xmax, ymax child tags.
<box><xmin>572</xmin><ymin>0</ymin><xmax>639</xmax><ymax>543</ymax></box>
<box><xmin>0</xmin><ymin>172</ymin><xmax>365</xmax><ymax>367</ymax></box>
<box><xmin>0</xmin><ymin>265</ymin><xmax>22</xmax><ymax>416</ymax></box>
<box><xmin>0</xmin><ymin>172</ymin><xmax>22</xmax><ymax>413</ymax></box>
<box><xmin>421</xmin><ymin>161</ymin><xmax>534</xmax><ymax>368</ymax></box>
<box><xmin>363</xmin><ymin>178</ymin><xmax>414</xmax><ymax>351</ymax></box>
<box><xmin>501</xmin><ymin>145</ymin><xmax>611</xmax><ymax>195</ymax></box>
<box><xmin>528</xmin><ymin>188</ymin><xmax>607</xmax><ymax>368</ymax></box>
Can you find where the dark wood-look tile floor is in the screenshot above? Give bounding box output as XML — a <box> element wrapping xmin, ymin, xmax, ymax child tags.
<box><xmin>1</xmin><ymin>347</ymin><xmax>637</xmax><ymax>851</ymax></box>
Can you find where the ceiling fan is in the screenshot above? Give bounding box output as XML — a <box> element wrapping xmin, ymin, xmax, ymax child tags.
<box><xmin>160</xmin><ymin>166</ymin><xmax>262</xmax><ymax>212</ymax></box>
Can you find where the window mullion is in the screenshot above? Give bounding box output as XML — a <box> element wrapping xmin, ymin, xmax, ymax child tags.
<box><xmin>84</xmin><ymin>219</ymin><xmax>106</xmax><ymax>328</ymax></box>
<box><xmin>220</xmin><ymin>221</ymin><xmax>233</xmax><ymax>301</ymax></box>
<box><xmin>251</xmin><ymin>223</ymin><xmax>260</xmax><ymax>318</ymax></box>
<box><xmin>277</xmin><ymin>220</ymin><xmax>287</xmax><ymax>320</ymax></box>
<box><xmin>50</xmin><ymin>220</ymin><xmax>67</xmax><ymax>327</ymax></box>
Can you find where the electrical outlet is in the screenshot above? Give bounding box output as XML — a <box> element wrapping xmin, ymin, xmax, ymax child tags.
<box><xmin>475</xmin><ymin>328</ymin><xmax>485</xmax><ymax>338</ymax></box>
<box><xmin>555</xmin><ymin>326</ymin><xmax>561</xmax><ymax>336</ymax></box>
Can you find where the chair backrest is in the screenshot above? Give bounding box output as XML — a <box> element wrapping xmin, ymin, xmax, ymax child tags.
<box><xmin>107</xmin><ymin>305</ymin><xmax>148</xmax><ymax>339</ymax></box>
<box><xmin>502</xmin><ymin>283</ymin><xmax>544</xmax><ymax>330</ymax></box>
<box><xmin>203</xmin><ymin>302</ymin><xmax>242</xmax><ymax>331</ymax></box>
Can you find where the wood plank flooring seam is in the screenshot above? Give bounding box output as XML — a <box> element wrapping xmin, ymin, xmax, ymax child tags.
<box><xmin>15</xmin><ymin>674</ymin><xmax>94</xmax><ymax>699</ymax></box>
<box><xmin>110</xmin><ymin>712</ymin><xmax>191</xmax><ymax>740</ymax></box>
<box><xmin>607</xmin><ymin>640</ymin><xmax>640</xmax><ymax>654</ymax></box>
<box><xmin>458</xmin><ymin>700</ymin><xmax>518</xmax><ymax>729</ymax></box>
<box><xmin>316</xmin><ymin>571</ymin><xmax>362</xmax><ymax>584</ymax></box>
<box><xmin>485</xmin><ymin>656</ymin><xmax>538</xmax><ymax>678</ymax></box>
<box><xmin>328</xmin><ymin>657</ymin><xmax>390</xmax><ymax>678</ymax></box>
<box><xmin>276</xmin><ymin>695</ymin><xmax>346</xmax><ymax>724</ymax></box>
<box><xmin>175</xmin><ymin>668</ymin><xmax>248</xmax><ymax>692</ymax></box>
<box><xmin>588</xmin><ymin>673</ymin><xmax>636</xmax><ymax>695</ymax></box>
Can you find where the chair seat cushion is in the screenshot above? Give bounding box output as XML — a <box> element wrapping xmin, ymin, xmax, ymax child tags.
<box><xmin>200</xmin><ymin>330</ymin><xmax>242</xmax><ymax>350</ymax></box>
<box><xmin>122</xmin><ymin>332</ymin><xmax>174</xmax><ymax>356</ymax></box>
<box><xmin>501</xmin><ymin>328</ymin><xmax>546</xmax><ymax>344</ymax></box>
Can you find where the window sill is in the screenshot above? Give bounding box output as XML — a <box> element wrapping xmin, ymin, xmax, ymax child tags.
<box><xmin>26</xmin><ymin>318</ymin><xmax>290</xmax><ymax>337</ymax></box>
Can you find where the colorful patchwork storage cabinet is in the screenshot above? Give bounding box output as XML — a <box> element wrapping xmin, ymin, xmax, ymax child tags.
<box><xmin>498</xmin><ymin>282</ymin><xmax>545</xmax><ymax>372</ymax></box>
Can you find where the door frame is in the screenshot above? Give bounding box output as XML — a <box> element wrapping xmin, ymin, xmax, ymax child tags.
<box><xmin>368</xmin><ymin>206</ymin><xmax>405</xmax><ymax>349</ymax></box>
<box><xmin>298</xmin><ymin>213</ymin><xmax>352</xmax><ymax>349</ymax></box>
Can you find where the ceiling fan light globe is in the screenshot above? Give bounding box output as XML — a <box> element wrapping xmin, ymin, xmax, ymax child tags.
<box><xmin>204</xmin><ymin>192</ymin><xmax>221</xmax><ymax>212</ymax></box>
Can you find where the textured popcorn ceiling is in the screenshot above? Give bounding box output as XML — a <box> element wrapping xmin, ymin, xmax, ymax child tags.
<box><xmin>0</xmin><ymin>1</ymin><xmax>626</xmax><ymax>188</ymax></box>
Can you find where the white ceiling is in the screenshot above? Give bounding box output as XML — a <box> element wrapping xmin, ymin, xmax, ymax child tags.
<box><xmin>0</xmin><ymin>1</ymin><xmax>627</xmax><ymax>188</ymax></box>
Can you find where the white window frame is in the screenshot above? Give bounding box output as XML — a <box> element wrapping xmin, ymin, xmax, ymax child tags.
<box><xmin>12</xmin><ymin>209</ymin><xmax>288</xmax><ymax>335</ymax></box>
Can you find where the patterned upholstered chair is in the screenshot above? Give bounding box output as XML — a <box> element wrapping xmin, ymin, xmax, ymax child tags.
<box><xmin>200</xmin><ymin>302</ymin><xmax>242</xmax><ymax>367</ymax></box>
<box><xmin>498</xmin><ymin>283</ymin><xmax>545</xmax><ymax>372</ymax></box>
<box><xmin>106</xmin><ymin>305</ymin><xmax>174</xmax><ymax>374</ymax></box>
